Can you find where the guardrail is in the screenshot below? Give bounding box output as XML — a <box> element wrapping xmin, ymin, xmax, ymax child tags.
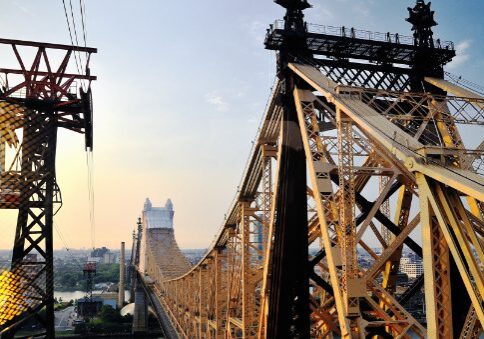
<box><xmin>269</xmin><ymin>20</ymin><xmax>454</xmax><ymax>50</ymax></box>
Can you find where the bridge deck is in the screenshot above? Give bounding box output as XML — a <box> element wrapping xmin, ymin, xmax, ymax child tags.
<box><xmin>139</xmin><ymin>273</ymin><xmax>179</xmax><ymax>339</ymax></box>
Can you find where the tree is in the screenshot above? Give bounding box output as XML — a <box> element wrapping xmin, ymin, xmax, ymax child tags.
<box><xmin>99</xmin><ymin>305</ymin><xmax>122</xmax><ymax>323</ymax></box>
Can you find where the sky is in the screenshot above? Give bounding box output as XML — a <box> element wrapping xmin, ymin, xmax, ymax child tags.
<box><xmin>0</xmin><ymin>0</ymin><xmax>483</xmax><ymax>250</ymax></box>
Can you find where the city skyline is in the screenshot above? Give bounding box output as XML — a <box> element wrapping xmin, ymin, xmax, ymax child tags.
<box><xmin>0</xmin><ymin>0</ymin><xmax>483</xmax><ymax>250</ymax></box>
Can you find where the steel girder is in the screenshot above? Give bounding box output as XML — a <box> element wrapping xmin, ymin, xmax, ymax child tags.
<box><xmin>138</xmin><ymin>62</ymin><xmax>484</xmax><ymax>338</ymax></box>
<box><xmin>0</xmin><ymin>39</ymin><xmax>96</xmax><ymax>338</ymax></box>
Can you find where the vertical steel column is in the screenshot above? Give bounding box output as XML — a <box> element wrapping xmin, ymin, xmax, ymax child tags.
<box><xmin>336</xmin><ymin>108</ymin><xmax>360</xmax><ymax>322</ymax></box>
<box><xmin>214</xmin><ymin>248</ymin><xmax>226</xmax><ymax>338</ymax></box>
<box><xmin>294</xmin><ymin>89</ymin><xmax>352</xmax><ymax>336</ymax></box>
<box><xmin>381</xmin><ymin>186</ymin><xmax>412</xmax><ymax>294</ymax></box>
<box><xmin>199</xmin><ymin>265</ymin><xmax>208</xmax><ymax>338</ymax></box>
<box><xmin>225</xmin><ymin>226</ymin><xmax>238</xmax><ymax>337</ymax></box>
<box><xmin>44</xmin><ymin>117</ymin><xmax>57</xmax><ymax>339</ymax></box>
<box><xmin>240</xmin><ymin>202</ymin><xmax>253</xmax><ymax>338</ymax></box>
<box><xmin>379</xmin><ymin>176</ymin><xmax>392</xmax><ymax>246</ymax></box>
<box><xmin>7</xmin><ymin>112</ymin><xmax>58</xmax><ymax>339</ymax></box>
<box><xmin>267</xmin><ymin>77</ymin><xmax>309</xmax><ymax>337</ymax></box>
<box><xmin>258</xmin><ymin>138</ymin><xmax>281</xmax><ymax>338</ymax></box>
<box><xmin>417</xmin><ymin>173</ymin><xmax>453</xmax><ymax>338</ymax></box>
<box><xmin>261</xmin><ymin>147</ymin><xmax>274</xmax><ymax>263</ymax></box>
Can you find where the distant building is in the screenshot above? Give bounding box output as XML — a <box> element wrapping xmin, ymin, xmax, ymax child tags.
<box><xmin>87</xmin><ymin>256</ymin><xmax>101</xmax><ymax>263</ymax></box>
<box><xmin>400</xmin><ymin>257</ymin><xmax>411</xmax><ymax>265</ymax></box>
<box><xmin>76</xmin><ymin>292</ymin><xmax>119</xmax><ymax>317</ymax></box>
<box><xmin>103</xmin><ymin>252</ymin><xmax>116</xmax><ymax>264</ymax></box>
<box><xmin>91</xmin><ymin>247</ymin><xmax>109</xmax><ymax>258</ymax></box>
<box><xmin>77</xmin><ymin>297</ymin><xmax>103</xmax><ymax>317</ymax></box>
<box><xmin>95</xmin><ymin>292</ymin><xmax>118</xmax><ymax>308</ymax></box>
<box><xmin>90</xmin><ymin>247</ymin><xmax>117</xmax><ymax>264</ymax></box>
<box><xmin>400</xmin><ymin>257</ymin><xmax>423</xmax><ymax>279</ymax></box>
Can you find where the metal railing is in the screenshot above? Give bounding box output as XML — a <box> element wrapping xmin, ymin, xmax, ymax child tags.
<box><xmin>3</xmin><ymin>81</ymin><xmax>79</xmax><ymax>100</ymax></box>
<box><xmin>269</xmin><ymin>20</ymin><xmax>454</xmax><ymax>50</ymax></box>
<box><xmin>445</xmin><ymin>72</ymin><xmax>484</xmax><ymax>96</ymax></box>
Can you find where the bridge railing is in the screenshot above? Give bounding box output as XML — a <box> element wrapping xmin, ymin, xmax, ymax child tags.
<box><xmin>269</xmin><ymin>19</ymin><xmax>454</xmax><ymax>49</ymax></box>
<box><xmin>142</xmin><ymin>78</ymin><xmax>282</xmax><ymax>338</ymax></box>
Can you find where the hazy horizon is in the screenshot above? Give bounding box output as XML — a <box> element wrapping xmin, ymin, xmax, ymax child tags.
<box><xmin>0</xmin><ymin>1</ymin><xmax>482</xmax><ymax>251</ymax></box>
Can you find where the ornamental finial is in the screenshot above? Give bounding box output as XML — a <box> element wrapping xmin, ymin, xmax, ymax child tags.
<box><xmin>406</xmin><ymin>0</ymin><xmax>437</xmax><ymax>47</ymax></box>
<box><xmin>275</xmin><ymin>0</ymin><xmax>311</xmax><ymax>10</ymax></box>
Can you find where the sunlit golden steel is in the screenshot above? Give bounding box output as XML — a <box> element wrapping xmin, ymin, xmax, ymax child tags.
<box><xmin>135</xmin><ymin>64</ymin><xmax>483</xmax><ymax>338</ymax></box>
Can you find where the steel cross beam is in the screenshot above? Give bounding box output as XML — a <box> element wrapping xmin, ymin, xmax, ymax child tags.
<box><xmin>132</xmin><ymin>2</ymin><xmax>484</xmax><ymax>337</ymax></box>
<box><xmin>140</xmin><ymin>66</ymin><xmax>483</xmax><ymax>338</ymax></box>
<box><xmin>289</xmin><ymin>62</ymin><xmax>483</xmax><ymax>337</ymax></box>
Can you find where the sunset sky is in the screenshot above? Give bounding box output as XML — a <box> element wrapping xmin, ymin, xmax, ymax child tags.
<box><xmin>0</xmin><ymin>0</ymin><xmax>483</xmax><ymax>250</ymax></box>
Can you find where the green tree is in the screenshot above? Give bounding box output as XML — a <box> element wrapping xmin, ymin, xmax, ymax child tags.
<box><xmin>99</xmin><ymin>305</ymin><xmax>122</xmax><ymax>323</ymax></box>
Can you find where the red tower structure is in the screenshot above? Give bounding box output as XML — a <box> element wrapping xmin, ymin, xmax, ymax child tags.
<box><xmin>79</xmin><ymin>261</ymin><xmax>98</xmax><ymax>320</ymax></box>
<box><xmin>0</xmin><ymin>38</ymin><xmax>96</xmax><ymax>338</ymax></box>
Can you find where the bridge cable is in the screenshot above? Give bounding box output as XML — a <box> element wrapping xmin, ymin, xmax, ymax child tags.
<box><xmin>77</xmin><ymin>0</ymin><xmax>95</xmax><ymax>250</ymax></box>
<box><xmin>86</xmin><ymin>151</ymin><xmax>96</xmax><ymax>250</ymax></box>
<box><xmin>60</xmin><ymin>0</ymin><xmax>83</xmax><ymax>85</ymax></box>
<box><xmin>54</xmin><ymin>221</ymin><xmax>84</xmax><ymax>271</ymax></box>
<box><xmin>67</xmin><ymin>0</ymin><xmax>87</xmax><ymax>90</ymax></box>
<box><xmin>79</xmin><ymin>0</ymin><xmax>88</xmax><ymax>50</ymax></box>
<box><xmin>79</xmin><ymin>0</ymin><xmax>90</xmax><ymax>90</ymax></box>
<box><xmin>61</xmin><ymin>0</ymin><xmax>96</xmax><ymax>250</ymax></box>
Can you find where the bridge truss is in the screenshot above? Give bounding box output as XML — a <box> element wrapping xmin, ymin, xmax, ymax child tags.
<box><xmin>138</xmin><ymin>1</ymin><xmax>483</xmax><ymax>338</ymax></box>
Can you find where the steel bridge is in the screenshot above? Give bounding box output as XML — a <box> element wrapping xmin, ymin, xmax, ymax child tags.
<box><xmin>0</xmin><ymin>0</ymin><xmax>483</xmax><ymax>338</ymax></box>
<box><xmin>130</xmin><ymin>1</ymin><xmax>484</xmax><ymax>338</ymax></box>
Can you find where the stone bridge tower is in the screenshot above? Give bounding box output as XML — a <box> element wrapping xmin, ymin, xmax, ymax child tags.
<box><xmin>133</xmin><ymin>198</ymin><xmax>191</xmax><ymax>334</ymax></box>
<box><xmin>140</xmin><ymin>198</ymin><xmax>191</xmax><ymax>279</ymax></box>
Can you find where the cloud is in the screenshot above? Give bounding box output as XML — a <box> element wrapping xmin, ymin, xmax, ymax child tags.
<box><xmin>205</xmin><ymin>92</ymin><xmax>228</xmax><ymax>111</ymax></box>
<box><xmin>12</xmin><ymin>1</ymin><xmax>36</xmax><ymax>17</ymax></box>
<box><xmin>448</xmin><ymin>40</ymin><xmax>472</xmax><ymax>71</ymax></box>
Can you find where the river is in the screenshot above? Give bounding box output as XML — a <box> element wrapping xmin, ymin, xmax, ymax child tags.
<box><xmin>54</xmin><ymin>290</ymin><xmax>131</xmax><ymax>302</ymax></box>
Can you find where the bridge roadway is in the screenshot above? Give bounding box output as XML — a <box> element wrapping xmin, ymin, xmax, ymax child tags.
<box><xmin>137</xmin><ymin>271</ymin><xmax>179</xmax><ymax>339</ymax></box>
<box><xmin>135</xmin><ymin>78</ymin><xmax>283</xmax><ymax>338</ymax></box>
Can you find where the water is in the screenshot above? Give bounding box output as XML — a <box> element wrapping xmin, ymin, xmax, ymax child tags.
<box><xmin>54</xmin><ymin>290</ymin><xmax>131</xmax><ymax>302</ymax></box>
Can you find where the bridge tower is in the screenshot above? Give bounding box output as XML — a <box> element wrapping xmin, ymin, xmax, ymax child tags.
<box><xmin>0</xmin><ymin>39</ymin><xmax>96</xmax><ymax>338</ymax></box>
<box><xmin>132</xmin><ymin>199</ymin><xmax>190</xmax><ymax>335</ymax></box>
<box><xmin>150</xmin><ymin>0</ymin><xmax>484</xmax><ymax>338</ymax></box>
<box><xmin>140</xmin><ymin>198</ymin><xmax>190</xmax><ymax>279</ymax></box>
<box><xmin>265</xmin><ymin>1</ymin><xmax>312</xmax><ymax>337</ymax></box>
